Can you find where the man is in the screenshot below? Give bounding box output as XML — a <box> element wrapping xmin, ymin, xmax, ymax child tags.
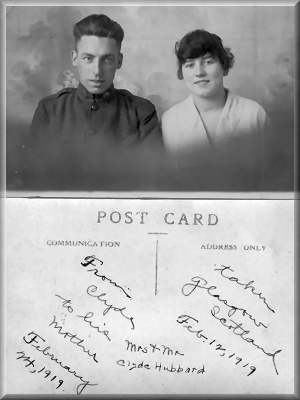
<box><xmin>30</xmin><ymin>13</ymin><xmax>160</xmax><ymax>145</ymax></box>
<box><xmin>27</xmin><ymin>14</ymin><xmax>162</xmax><ymax>189</ymax></box>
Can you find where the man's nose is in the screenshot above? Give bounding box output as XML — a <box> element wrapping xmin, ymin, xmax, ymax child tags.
<box><xmin>93</xmin><ymin>61</ymin><xmax>102</xmax><ymax>76</ymax></box>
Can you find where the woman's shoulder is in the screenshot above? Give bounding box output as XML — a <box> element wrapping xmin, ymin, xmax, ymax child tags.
<box><xmin>230</xmin><ymin>90</ymin><xmax>267</xmax><ymax>115</ymax></box>
<box><xmin>228</xmin><ymin>90</ymin><xmax>270</xmax><ymax>133</ymax></box>
<box><xmin>161</xmin><ymin>97</ymin><xmax>190</xmax><ymax>124</ymax></box>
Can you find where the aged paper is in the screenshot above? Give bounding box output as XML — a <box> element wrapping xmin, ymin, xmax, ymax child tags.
<box><xmin>6</xmin><ymin>198</ymin><xmax>294</xmax><ymax>395</ymax></box>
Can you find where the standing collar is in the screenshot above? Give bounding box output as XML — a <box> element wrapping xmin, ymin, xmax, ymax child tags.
<box><xmin>76</xmin><ymin>82</ymin><xmax>116</xmax><ymax>103</ymax></box>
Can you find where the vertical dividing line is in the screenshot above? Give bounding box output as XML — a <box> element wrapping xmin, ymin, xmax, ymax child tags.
<box><xmin>155</xmin><ymin>240</ymin><xmax>158</xmax><ymax>295</ymax></box>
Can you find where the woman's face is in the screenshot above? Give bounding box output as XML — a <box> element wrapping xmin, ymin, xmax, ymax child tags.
<box><xmin>181</xmin><ymin>53</ymin><xmax>227</xmax><ymax>99</ymax></box>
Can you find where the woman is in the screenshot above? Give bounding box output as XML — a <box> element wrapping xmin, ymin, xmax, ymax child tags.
<box><xmin>161</xmin><ymin>29</ymin><xmax>269</xmax><ymax>158</ymax></box>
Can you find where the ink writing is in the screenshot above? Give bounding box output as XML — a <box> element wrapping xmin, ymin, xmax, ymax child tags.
<box><xmin>125</xmin><ymin>340</ymin><xmax>184</xmax><ymax>356</ymax></box>
<box><xmin>49</xmin><ymin>315</ymin><xmax>99</xmax><ymax>363</ymax></box>
<box><xmin>81</xmin><ymin>255</ymin><xmax>131</xmax><ymax>299</ymax></box>
<box><xmin>16</xmin><ymin>351</ymin><xmax>64</xmax><ymax>390</ymax></box>
<box><xmin>117</xmin><ymin>359</ymin><xmax>205</xmax><ymax>374</ymax></box>
<box><xmin>214</xmin><ymin>265</ymin><xmax>275</xmax><ymax>313</ymax></box>
<box><xmin>76</xmin><ymin>311</ymin><xmax>111</xmax><ymax>341</ymax></box>
<box><xmin>182</xmin><ymin>276</ymin><xmax>268</xmax><ymax>329</ymax></box>
<box><xmin>211</xmin><ymin>305</ymin><xmax>282</xmax><ymax>375</ymax></box>
<box><xmin>87</xmin><ymin>285</ymin><xmax>135</xmax><ymax>330</ymax></box>
<box><xmin>55</xmin><ymin>294</ymin><xmax>74</xmax><ymax>313</ymax></box>
<box><xmin>55</xmin><ymin>294</ymin><xmax>111</xmax><ymax>340</ymax></box>
<box><xmin>177</xmin><ymin>314</ymin><xmax>256</xmax><ymax>377</ymax></box>
<box><xmin>23</xmin><ymin>331</ymin><xmax>98</xmax><ymax>395</ymax></box>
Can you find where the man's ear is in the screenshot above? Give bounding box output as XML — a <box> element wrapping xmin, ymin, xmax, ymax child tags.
<box><xmin>117</xmin><ymin>53</ymin><xmax>123</xmax><ymax>69</ymax></box>
<box><xmin>71</xmin><ymin>50</ymin><xmax>78</xmax><ymax>67</ymax></box>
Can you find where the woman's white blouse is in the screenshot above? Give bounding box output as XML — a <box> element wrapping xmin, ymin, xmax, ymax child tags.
<box><xmin>161</xmin><ymin>89</ymin><xmax>269</xmax><ymax>155</ymax></box>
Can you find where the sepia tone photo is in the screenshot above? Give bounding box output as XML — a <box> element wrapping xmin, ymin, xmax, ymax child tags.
<box><xmin>6</xmin><ymin>5</ymin><xmax>295</xmax><ymax>193</ymax></box>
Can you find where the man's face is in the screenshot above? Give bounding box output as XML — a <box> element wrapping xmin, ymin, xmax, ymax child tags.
<box><xmin>182</xmin><ymin>53</ymin><xmax>227</xmax><ymax>99</ymax></box>
<box><xmin>72</xmin><ymin>35</ymin><xmax>123</xmax><ymax>94</ymax></box>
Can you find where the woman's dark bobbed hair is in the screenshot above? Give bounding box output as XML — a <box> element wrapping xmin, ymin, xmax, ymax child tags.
<box><xmin>175</xmin><ymin>29</ymin><xmax>235</xmax><ymax>80</ymax></box>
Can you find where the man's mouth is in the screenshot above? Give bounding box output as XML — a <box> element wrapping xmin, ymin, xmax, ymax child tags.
<box><xmin>90</xmin><ymin>80</ymin><xmax>105</xmax><ymax>84</ymax></box>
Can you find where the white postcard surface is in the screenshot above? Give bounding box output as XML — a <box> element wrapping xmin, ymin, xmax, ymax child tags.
<box><xmin>5</xmin><ymin>198</ymin><xmax>294</xmax><ymax>395</ymax></box>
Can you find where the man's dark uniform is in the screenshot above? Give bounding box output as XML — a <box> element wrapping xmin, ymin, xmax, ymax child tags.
<box><xmin>27</xmin><ymin>82</ymin><xmax>163</xmax><ymax>190</ymax></box>
<box><xmin>30</xmin><ymin>82</ymin><xmax>160</xmax><ymax>145</ymax></box>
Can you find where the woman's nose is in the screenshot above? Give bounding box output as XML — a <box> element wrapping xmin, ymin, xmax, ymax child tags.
<box><xmin>195</xmin><ymin>62</ymin><xmax>205</xmax><ymax>76</ymax></box>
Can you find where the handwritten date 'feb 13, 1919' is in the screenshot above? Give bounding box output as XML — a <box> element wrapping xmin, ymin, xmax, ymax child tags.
<box><xmin>180</xmin><ymin>264</ymin><xmax>282</xmax><ymax>375</ymax></box>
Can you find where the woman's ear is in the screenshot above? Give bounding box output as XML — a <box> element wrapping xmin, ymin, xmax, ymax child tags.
<box><xmin>177</xmin><ymin>67</ymin><xmax>183</xmax><ymax>80</ymax></box>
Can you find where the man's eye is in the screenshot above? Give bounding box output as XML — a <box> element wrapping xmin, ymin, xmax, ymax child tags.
<box><xmin>104</xmin><ymin>58</ymin><xmax>113</xmax><ymax>63</ymax></box>
<box><xmin>84</xmin><ymin>57</ymin><xmax>93</xmax><ymax>61</ymax></box>
<box><xmin>204</xmin><ymin>60</ymin><xmax>213</xmax><ymax>65</ymax></box>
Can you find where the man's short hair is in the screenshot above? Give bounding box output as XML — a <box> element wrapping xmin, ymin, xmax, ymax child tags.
<box><xmin>175</xmin><ymin>29</ymin><xmax>235</xmax><ymax>80</ymax></box>
<box><xmin>73</xmin><ymin>14</ymin><xmax>124</xmax><ymax>50</ymax></box>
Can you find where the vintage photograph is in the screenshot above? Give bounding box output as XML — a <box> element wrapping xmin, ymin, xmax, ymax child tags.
<box><xmin>6</xmin><ymin>5</ymin><xmax>295</xmax><ymax>193</ymax></box>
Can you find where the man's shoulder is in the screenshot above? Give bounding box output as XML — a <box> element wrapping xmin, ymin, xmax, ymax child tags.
<box><xmin>116</xmin><ymin>88</ymin><xmax>155</xmax><ymax>111</ymax></box>
<box><xmin>38</xmin><ymin>87</ymin><xmax>76</xmax><ymax>106</ymax></box>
